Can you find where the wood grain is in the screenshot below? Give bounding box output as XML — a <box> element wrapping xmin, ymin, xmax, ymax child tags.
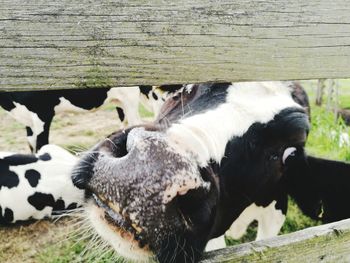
<box><xmin>1</xmin><ymin>0</ymin><xmax>350</xmax><ymax>91</ymax></box>
<box><xmin>201</xmin><ymin>218</ymin><xmax>350</xmax><ymax>262</ymax></box>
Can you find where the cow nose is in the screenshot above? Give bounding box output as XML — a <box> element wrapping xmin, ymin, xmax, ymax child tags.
<box><xmin>86</xmin><ymin>127</ymin><xmax>211</xmax><ymax>247</ymax></box>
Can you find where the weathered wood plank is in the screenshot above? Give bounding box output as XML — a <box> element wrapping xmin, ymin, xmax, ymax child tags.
<box><xmin>1</xmin><ymin>0</ymin><xmax>350</xmax><ymax>91</ymax></box>
<box><xmin>201</xmin><ymin>218</ymin><xmax>350</xmax><ymax>263</ymax></box>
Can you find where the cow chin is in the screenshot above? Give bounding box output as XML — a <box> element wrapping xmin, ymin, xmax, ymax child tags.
<box><xmin>86</xmin><ymin>201</ymin><xmax>153</xmax><ymax>262</ymax></box>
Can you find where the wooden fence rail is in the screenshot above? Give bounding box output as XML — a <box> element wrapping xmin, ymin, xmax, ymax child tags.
<box><xmin>201</xmin><ymin>218</ymin><xmax>350</xmax><ymax>263</ymax></box>
<box><xmin>1</xmin><ymin>0</ymin><xmax>350</xmax><ymax>91</ymax></box>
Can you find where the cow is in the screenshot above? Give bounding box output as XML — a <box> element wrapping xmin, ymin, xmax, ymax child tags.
<box><xmin>70</xmin><ymin>81</ymin><xmax>350</xmax><ymax>263</ymax></box>
<box><xmin>117</xmin><ymin>85</ymin><xmax>183</xmax><ymax>126</ymax></box>
<box><xmin>0</xmin><ymin>85</ymin><xmax>182</xmax><ymax>153</ymax></box>
<box><xmin>0</xmin><ymin>144</ymin><xmax>84</xmax><ymax>224</ymax></box>
<box><xmin>336</xmin><ymin>108</ymin><xmax>350</xmax><ymax>126</ymax></box>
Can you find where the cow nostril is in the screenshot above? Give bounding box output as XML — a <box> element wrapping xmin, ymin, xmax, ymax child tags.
<box><xmin>101</xmin><ymin>135</ymin><xmax>129</xmax><ymax>159</ymax></box>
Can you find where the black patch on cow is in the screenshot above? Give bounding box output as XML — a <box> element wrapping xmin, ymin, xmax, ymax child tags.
<box><xmin>139</xmin><ymin>86</ymin><xmax>152</xmax><ymax>98</ymax></box>
<box><xmin>0</xmin><ymin>206</ymin><xmax>14</xmax><ymax>224</ymax></box>
<box><xmin>0</xmin><ymin>93</ymin><xmax>16</xmax><ymax>111</ymax></box>
<box><xmin>4</xmin><ymin>208</ymin><xmax>14</xmax><ymax>223</ymax></box>
<box><xmin>38</xmin><ymin>153</ymin><xmax>51</xmax><ymax>161</ymax></box>
<box><xmin>26</xmin><ymin>126</ymin><xmax>34</xmax><ymax>136</ymax></box>
<box><xmin>28</xmin><ymin>192</ymin><xmax>69</xmax><ymax>214</ymax></box>
<box><xmin>28</xmin><ymin>192</ymin><xmax>56</xmax><ymax>210</ymax></box>
<box><xmin>3</xmin><ymin>154</ymin><xmax>38</xmax><ymax>166</ymax></box>
<box><xmin>67</xmin><ymin>202</ymin><xmax>78</xmax><ymax>210</ymax></box>
<box><xmin>25</xmin><ymin>169</ymin><xmax>41</xmax><ymax>187</ymax></box>
<box><xmin>158</xmin><ymin>85</ymin><xmax>183</xmax><ymax>93</ymax></box>
<box><xmin>286</xmin><ymin>154</ymin><xmax>350</xmax><ymax>223</ymax></box>
<box><xmin>152</xmin><ymin>91</ymin><xmax>158</xmax><ymax>100</ymax></box>
<box><xmin>53</xmin><ymin>198</ymin><xmax>65</xmax><ymax>211</ymax></box>
<box><xmin>0</xmin><ymin>160</ymin><xmax>20</xmax><ymax>189</ymax></box>
<box><xmin>60</xmin><ymin>88</ymin><xmax>110</xmax><ymax>110</ymax></box>
<box><xmin>116</xmin><ymin>106</ymin><xmax>125</xmax><ymax>122</ymax></box>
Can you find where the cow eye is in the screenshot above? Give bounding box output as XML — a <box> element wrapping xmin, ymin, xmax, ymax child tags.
<box><xmin>269</xmin><ymin>154</ymin><xmax>279</xmax><ymax>161</ymax></box>
<box><xmin>282</xmin><ymin>147</ymin><xmax>297</xmax><ymax>164</ymax></box>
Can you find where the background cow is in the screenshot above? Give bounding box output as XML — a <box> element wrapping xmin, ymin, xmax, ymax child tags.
<box><xmin>72</xmin><ymin>82</ymin><xmax>350</xmax><ymax>263</ymax></box>
<box><xmin>0</xmin><ymin>144</ymin><xmax>83</xmax><ymax>224</ymax></box>
<box><xmin>0</xmin><ymin>85</ymin><xmax>182</xmax><ymax>153</ymax></box>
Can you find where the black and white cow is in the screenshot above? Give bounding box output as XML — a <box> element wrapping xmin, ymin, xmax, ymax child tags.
<box><xmin>71</xmin><ymin>81</ymin><xmax>350</xmax><ymax>263</ymax></box>
<box><xmin>0</xmin><ymin>85</ymin><xmax>182</xmax><ymax>153</ymax></box>
<box><xmin>0</xmin><ymin>144</ymin><xmax>84</xmax><ymax>224</ymax></box>
<box><xmin>116</xmin><ymin>85</ymin><xmax>182</xmax><ymax>126</ymax></box>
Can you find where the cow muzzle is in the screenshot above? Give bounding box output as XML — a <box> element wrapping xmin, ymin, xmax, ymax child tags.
<box><xmin>78</xmin><ymin>127</ymin><xmax>212</xmax><ymax>261</ymax></box>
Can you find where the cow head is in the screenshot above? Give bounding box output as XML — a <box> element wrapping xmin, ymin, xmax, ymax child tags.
<box><xmin>72</xmin><ymin>82</ymin><xmax>310</xmax><ymax>262</ymax></box>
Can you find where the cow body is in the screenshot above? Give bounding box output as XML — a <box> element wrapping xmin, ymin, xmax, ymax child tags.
<box><xmin>0</xmin><ymin>86</ymin><xmax>182</xmax><ymax>153</ymax></box>
<box><xmin>0</xmin><ymin>145</ymin><xmax>83</xmax><ymax>224</ymax></box>
<box><xmin>74</xmin><ymin>81</ymin><xmax>350</xmax><ymax>263</ymax></box>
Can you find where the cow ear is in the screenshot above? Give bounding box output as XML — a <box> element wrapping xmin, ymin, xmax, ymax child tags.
<box><xmin>285</xmin><ymin>153</ymin><xmax>350</xmax><ymax>223</ymax></box>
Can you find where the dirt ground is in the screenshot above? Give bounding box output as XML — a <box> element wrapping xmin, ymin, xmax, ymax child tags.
<box><xmin>0</xmin><ymin>107</ymin><xmax>134</xmax><ymax>263</ymax></box>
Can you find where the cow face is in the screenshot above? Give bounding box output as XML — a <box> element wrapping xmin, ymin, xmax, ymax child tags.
<box><xmin>73</xmin><ymin>82</ymin><xmax>310</xmax><ymax>262</ymax></box>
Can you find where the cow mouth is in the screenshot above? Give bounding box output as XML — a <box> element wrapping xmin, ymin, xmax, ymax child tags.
<box><xmin>93</xmin><ymin>194</ymin><xmax>144</xmax><ymax>239</ymax></box>
<box><xmin>88</xmin><ymin>193</ymin><xmax>152</xmax><ymax>261</ymax></box>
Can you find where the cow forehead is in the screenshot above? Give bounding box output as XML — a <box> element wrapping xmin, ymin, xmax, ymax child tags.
<box><xmin>166</xmin><ymin>82</ymin><xmax>301</xmax><ymax>166</ymax></box>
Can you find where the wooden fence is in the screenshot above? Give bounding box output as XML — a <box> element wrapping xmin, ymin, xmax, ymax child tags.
<box><xmin>1</xmin><ymin>0</ymin><xmax>350</xmax><ymax>261</ymax></box>
<box><xmin>201</xmin><ymin>219</ymin><xmax>350</xmax><ymax>262</ymax></box>
<box><xmin>1</xmin><ymin>0</ymin><xmax>350</xmax><ymax>91</ymax></box>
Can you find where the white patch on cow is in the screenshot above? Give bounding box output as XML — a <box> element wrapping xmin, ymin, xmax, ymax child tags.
<box><xmin>226</xmin><ymin>201</ymin><xmax>285</xmax><ymax>241</ymax></box>
<box><xmin>282</xmin><ymin>147</ymin><xmax>297</xmax><ymax>164</ymax></box>
<box><xmin>167</xmin><ymin>82</ymin><xmax>301</xmax><ymax>167</ymax></box>
<box><xmin>205</xmin><ymin>235</ymin><xmax>226</xmax><ymax>251</ymax></box>
<box><xmin>162</xmin><ymin>168</ymin><xmax>211</xmax><ymax>204</ymax></box>
<box><xmin>54</xmin><ymin>97</ymin><xmax>89</xmax><ymax>114</ymax></box>
<box><xmin>139</xmin><ymin>87</ymin><xmax>167</xmax><ymax>118</ymax></box>
<box><xmin>86</xmin><ymin>202</ymin><xmax>152</xmax><ymax>262</ymax></box>
<box><xmin>106</xmin><ymin>87</ymin><xmax>142</xmax><ymax>126</ymax></box>
<box><xmin>8</xmin><ymin>102</ymin><xmax>45</xmax><ymax>151</ymax></box>
<box><xmin>0</xmin><ymin>145</ymin><xmax>84</xmax><ymax>222</ymax></box>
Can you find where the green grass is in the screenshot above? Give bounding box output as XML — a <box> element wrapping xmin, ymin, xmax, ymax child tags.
<box><xmin>36</xmin><ymin>239</ymin><xmax>118</xmax><ymax>263</ymax></box>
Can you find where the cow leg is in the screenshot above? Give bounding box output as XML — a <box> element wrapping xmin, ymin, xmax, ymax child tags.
<box><xmin>5</xmin><ymin>102</ymin><xmax>45</xmax><ymax>153</ymax></box>
<box><xmin>107</xmin><ymin>87</ymin><xmax>142</xmax><ymax>126</ymax></box>
<box><xmin>35</xmin><ymin>120</ymin><xmax>51</xmax><ymax>151</ymax></box>
<box><xmin>225</xmin><ymin>204</ymin><xmax>261</xmax><ymax>240</ymax></box>
<box><xmin>255</xmin><ymin>200</ymin><xmax>286</xmax><ymax>241</ymax></box>
<box><xmin>28</xmin><ymin>109</ymin><xmax>57</xmax><ymax>152</ymax></box>
<box><xmin>205</xmin><ymin>235</ymin><xmax>226</xmax><ymax>251</ymax></box>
